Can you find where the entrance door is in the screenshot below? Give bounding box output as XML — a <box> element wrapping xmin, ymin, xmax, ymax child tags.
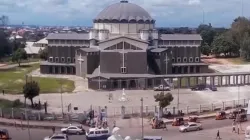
<box><xmin>129</xmin><ymin>80</ymin><xmax>136</xmax><ymax>89</ymax></box>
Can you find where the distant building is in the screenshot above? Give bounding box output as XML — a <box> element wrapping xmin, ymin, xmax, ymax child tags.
<box><xmin>40</xmin><ymin>0</ymin><xmax>208</xmax><ymax>90</ymax></box>
<box><xmin>24</xmin><ymin>42</ymin><xmax>44</xmax><ymax>58</ymax></box>
<box><xmin>33</xmin><ymin>38</ymin><xmax>48</xmax><ymax>47</ymax></box>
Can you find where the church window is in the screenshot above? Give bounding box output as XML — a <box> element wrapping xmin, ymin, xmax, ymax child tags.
<box><xmin>177</xmin><ymin>57</ymin><xmax>181</xmax><ymax>63</ymax></box>
<box><xmin>195</xmin><ymin>57</ymin><xmax>200</xmax><ymax>62</ymax></box>
<box><xmin>49</xmin><ymin>57</ymin><xmax>53</xmax><ymax>62</ymax></box>
<box><xmin>117</xmin><ymin>42</ymin><xmax>123</xmax><ymax>49</ymax></box>
<box><xmin>61</xmin><ymin>57</ymin><xmax>65</xmax><ymax>63</ymax></box>
<box><xmin>67</xmin><ymin>57</ymin><xmax>71</xmax><ymax>63</ymax></box>
<box><xmin>121</xmin><ymin>67</ymin><xmax>127</xmax><ymax>74</ymax></box>
<box><xmin>124</xmin><ymin>42</ymin><xmax>130</xmax><ymax>49</ymax></box>
<box><xmin>189</xmin><ymin>57</ymin><xmax>193</xmax><ymax>62</ymax></box>
<box><xmin>183</xmin><ymin>57</ymin><xmax>187</xmax><ymax>62</ymax></box>
<box><xmin>67</xmin><ymin>40</ymin><xmax>71</xmax><ymax>44</ymax></box>
<box><xmin>172</xmin><ymin>57</ymin><xmax>175</xmax><ymax>63</ymax></box>
<box><xmin>131</xmin><ymin>45</ymin><xmax>136</xmax><ymax>50</ymax></box>
<box><xmin>55</xmin><ymin>57</ymin><xmax>59</xmax><ymax>63</ymax></box>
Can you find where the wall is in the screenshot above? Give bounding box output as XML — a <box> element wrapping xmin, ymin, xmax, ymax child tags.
<box><xmin>87</xmin><ymin>53</ymin><xmax>100</xmax><ymax>75</ymax></box>
<box><xmin>100</xmin><ymin>51</ymin><xmax>120</xmax><ymax>73</ymax></box>
<box><xmin>126</xmin><ymin>52</ymin><xmax>147</xmax><ymax>74</ymax></box>
<box><xmin>93</xmin><ymin>23</ymin><xmax>154</xmax><ymax>34</ymax></box>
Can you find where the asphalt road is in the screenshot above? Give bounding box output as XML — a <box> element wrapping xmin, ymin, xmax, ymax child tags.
<box><xmin>2</xmin><ymin>117</ymin><xmax>239</xmax><ymax>140</ymax></box>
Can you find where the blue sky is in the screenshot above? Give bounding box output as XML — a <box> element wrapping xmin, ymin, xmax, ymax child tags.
<box><xmin>1</xmin><ymin>0</ymin><xmax>249</xmax><ymax>27</ymax></box>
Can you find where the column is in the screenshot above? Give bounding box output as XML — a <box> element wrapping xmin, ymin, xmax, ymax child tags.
<box><xmin>65</xmin><ymin>66</ymin><xmax>67</xmax><ymax>74</ymax></box>
<box><xmin>195</xmin><ymin>77</ymin><xmax>198</xmax><ymax>85</ymax></box>
<box><xmin>152</xmin><ymin>79</ymin><xmax>155</xmax><ymax>87</ymax></box>
<box><xmin>187</xmin><ymin>77</ymin><xmax>190</xmax><ymax>87</ymax></box>
<box><xmin>187</xmin><ymin>66</ymin><xmax>190</xmax><ymax>74</ymax></box>
<box><xmin>144</xmin><ymin>78</ymin><xmax>148</xmax><ymax>89</ymax></box>
<box><xmin>210</xmin><ymin>76</ymin><xmax>214</xmax><ymax>86</ymax></box>
<box><xmin>228</xmin><ymin>76</ymin><xmax>230</xmax><ymax>86</ymax></box>
<box><xmin>58</xmin><ymin>66</ymin><xmax>61</xmax><ymax>74</ymax></box>
<box><xmin>126</xmin><ymin>80</ymin><xmax>129</xmax><ymax>89</ymax></box>
<box><xmin>52</xmin><ymin>66</ymin><xmax>55</xmax><ymax>74</ymax></box>
<box><xmin>243</xmin><ymin>75</ymin><xmax>246</xmax><ymax>85</ymax></box>
<box><xmin>236</xmin><ymin>75</ymin><xmax>238</xmax><ymax>86</ymax></box>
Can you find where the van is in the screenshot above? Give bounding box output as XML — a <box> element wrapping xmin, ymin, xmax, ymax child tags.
<box><xmin>86</xmin><ymin>127</ymin><xmax>111</xmax><ymax>140</ymax></box>
<box><xmin>143</xmin><ymin>136</ymin><xmax>162</xmax><ymax>140</ymax></box>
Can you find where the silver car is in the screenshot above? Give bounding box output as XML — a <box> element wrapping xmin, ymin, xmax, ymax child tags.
<box><xmin>179</xmin><ymin>122</ymin><xmax>202</xmax><ymax>132</ymax></box>
<box><xmin>44</xmin><ymin>134</ymin><xmax>68</xmax><ymax>140</ymax></box>
<box><xmin>61</xmin><ymin>125</ymin><xmax>85</xmax><ymax>135</ymax></box>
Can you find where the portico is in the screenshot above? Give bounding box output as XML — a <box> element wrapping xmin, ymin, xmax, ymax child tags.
<box><xmin>87</xmin><ymin>72</ymin><xmax>250</xmax><ymax>90</ymax></box>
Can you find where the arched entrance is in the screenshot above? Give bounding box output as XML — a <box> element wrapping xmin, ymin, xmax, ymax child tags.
<box><xmin>113</xmin><ymin>80</ymin><xmax>118</xmax><ymax>89</ymax></box>
<box><xmin>121</xmin><ymin>80</ymin><xmax>127</xmax><ymax>89</ymax></box>
<box><xmin>129</xmin><ymin>80</ymin><xmax>136</xmax><ymax>89</ymax></box>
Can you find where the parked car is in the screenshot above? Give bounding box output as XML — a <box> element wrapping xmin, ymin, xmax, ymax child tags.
<box><xmin>209</xmin><ymin>86</ymin><xmax>217</xmax><ymax>91</ymax></box>
<box><xmin>190</xmin><ymin>84</ymin><xmax>206</xmax><ymax>91</ymax></box>
<box><xmin>61</xmin><ymin>125</ymin><xmax>85</xmax><ymax>135</ymax></box>
<box><xmin>153</xmin><ymin>85</ymin><xmax>170</xmax><ymax>91</ymax></box>
<box><xmin>179</xmin><ymin>122</ymin><xmax>202</xmax><ymax>132</ymax></box>
<box><xmin>44</xmin><ymin>134</ymin><xmax>69</xmax><ymax>140</ymax></box>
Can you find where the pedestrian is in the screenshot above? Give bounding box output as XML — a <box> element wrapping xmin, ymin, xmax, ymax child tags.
<box><xmin>216</xmin><ymin>130</ymin><xmax>221</xmax><ymax>139</ymax></box>
<box><xmin>232</xmin><ymin>120</ymin><xmax>236</xmax><ymax>133</ymax></box>
<box><xmin>113</xmin><ymin>120</ymin><xmax>116</xmax><ymax>128</ymax></box>
<box><xmin>52</xmin><ymin>126</ymin><xmax>55</xmax><ymax>134</ymax></box>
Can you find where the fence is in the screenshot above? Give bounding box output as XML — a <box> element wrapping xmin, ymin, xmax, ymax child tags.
<box><xmin>0</xmin><ymin>98</ymin><xmax>249</xmax><ymax>122</ymax></box>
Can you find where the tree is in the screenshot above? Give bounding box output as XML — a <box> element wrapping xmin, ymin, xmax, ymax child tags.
<box><xmin>200</xmin><ymin>43</ymin><xmax>211</xmax><ymax>56</ymax></box>
<box><xmin>23</xmin><ymin>81</ymin><xmax>40</xmax><ymax>107</ymax></box>
<box><xmin>240</xmin><ymin>33</ymin><xmax>250</xmax><ymax>60</ymax></box>
<box><xmin>154</xmin><ymin>92</ymin><xmax>174</xmax><ymax>109</ymax></box>
<box><xmin>0</xmin><ymin>31</ymin><xmax>11</xmax><ymax>60</ymax></box>
<box><xmin>12</xmin><ymin>48</ymin><xmax>27</xmax><ymax>66</ymax></box>
<box><xmin>39</xmin><ymin>47</ymin><xmax>48</xmax><ymax>60</ymax></box>
<box><xmin>211</xmin><ymin>31</ymin><xmax>238</xmax><ymax>57</ymax></box>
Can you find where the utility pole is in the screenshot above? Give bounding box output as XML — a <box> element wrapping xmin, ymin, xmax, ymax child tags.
<box><xmin>140</xmin><ymin>98</ymin><xmax>144</xmax><ymax>140</ymax></box>
<box><xmin>60</xmin><ymin>79</ymin><xmax>64</xmax><ymax>115</ymax></box>
<box><xmin>177</xmin><ymin>78</ymin><xmax>180</xmax><ymax>111</ymax></box>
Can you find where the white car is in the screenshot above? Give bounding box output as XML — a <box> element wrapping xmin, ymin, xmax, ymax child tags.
<box><xmin>179</xmin><ymin>122</ymin><xmax>202</xmax><ymax>132</ymax></box>
<box><xmin>44</xmin><ymin>134</ymin><xmax>68</xmax><ymax>140</ymax></box>
<box><xmin>61</xmin><ymin>125</ymin><xmax>85</xmax><ymax>135</ymax></box>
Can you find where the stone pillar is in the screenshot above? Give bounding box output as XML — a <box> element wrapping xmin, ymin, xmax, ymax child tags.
<box><xmin>187</xmin><ymin>77</ymin><xmax>190</xmax><ymax>87</ymax></box>
<box><xmin>202</xmin><ymin>77</ymin><xmax>206</xmax><ymax>85</ymax></box>
<box><xmin>126</xmin><ymin>80</ymin><xmax>129</xmax><ymax>89</ymax></box>
<box><xmin>187</xmin><ymin>66</ymin><xmax>190</xmax><ymax>74</ymax></box>
<box><xmin>233</xmin><ymin>75</ymin><xmax>236</xmax><ymax>85</ymax></box>
<box><xmin>228</xmin><ymin>76</ymin><xmax>231</xmax><ymax>86</ymax></box>
<box><xmin>243</xmin><ymin>75</ymin><xmax>246</xmax><ymax>85</ymax></box>
<box><xmin>65</xmin><ymin>66</ymin><xmax>67</xmax><ymax>74</ymax></box>
<box><xmin>52</xmin><ymin>66</ymin><xmax>55</xmax><ymax>74</ymax></box>
<box><xmin>195</xmin><ymin>77</ymin><xmax>198</xmax><ymax>85</ymax></box>
<box><xmin>178</xmin><ymin>78</ymin><xmax>181</xmax><ymax>88</ymax></box>
<box><xmin>152</xmin><ymin>79</ymin><xmax>155</xmax><ymax>87</ymax></box>
<box><xmin>236</xmin><ymin>75</ymin><xmax>238</xmax><ymax>86</ymax></box>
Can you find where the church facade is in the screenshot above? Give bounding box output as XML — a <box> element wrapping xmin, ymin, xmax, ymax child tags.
<box><xmin>40</xmin><ymin>0</ymin><xmax>208</xmax><ymax>90</ymax></box>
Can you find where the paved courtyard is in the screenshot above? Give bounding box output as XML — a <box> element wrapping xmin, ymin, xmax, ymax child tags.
<box><xmin>1</xmin><ymin>86</ymin><xmax>250</xmax><ymax>115</ymax></box>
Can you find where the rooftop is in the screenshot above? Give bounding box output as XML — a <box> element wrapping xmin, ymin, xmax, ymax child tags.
<box><xmin>46</xmin><ymin>33</ymin><xmax>89</xmax><ymax>40</ymax></box>
<box><xmin>160</xmin><ymin>34</ymin><xmax>202</xmax><ymax>41</ymax></box>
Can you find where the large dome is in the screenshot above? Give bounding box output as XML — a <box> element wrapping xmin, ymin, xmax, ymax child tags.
<box><xmin>94</xmin><ymin>0</ymin><xmax>154</xmax><ymax>23</ymax></box>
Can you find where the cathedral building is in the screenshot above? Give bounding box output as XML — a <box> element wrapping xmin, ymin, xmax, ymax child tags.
<box><xmin>40</xmin><ymin>0</ymin><xmax>208</xmax><ymax>90</ymax></box>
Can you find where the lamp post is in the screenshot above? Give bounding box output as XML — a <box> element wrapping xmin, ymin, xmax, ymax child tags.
<box><xmin>177</xmin><ymin>78</ymin><xmax>180</xmax><ymax>111</ymax></box>
<box><xmin>140</xmin><ymin>98</ymin><xmax>144</xmax><ymax>140</ymax></box>
<box><xmin>60</xmin><ymin>79</ymin><xmax>64</xmax><ymax>115</ymax></box>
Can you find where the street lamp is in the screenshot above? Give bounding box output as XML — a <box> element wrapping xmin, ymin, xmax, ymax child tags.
<box><xmin>140</xmin><ymin>98</ymin><xmax>144</xmax><ymax>140</ymax></box>
<box><xmin>60</xmin><ymin>79</ymin><xmax>64</xmax><ymax>115</ymax></box>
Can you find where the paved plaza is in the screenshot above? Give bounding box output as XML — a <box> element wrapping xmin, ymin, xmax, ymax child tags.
<box><xmin>1</xmin><ymin>86</ymin><xmax>250</xmax><ymax>115</ymax></box>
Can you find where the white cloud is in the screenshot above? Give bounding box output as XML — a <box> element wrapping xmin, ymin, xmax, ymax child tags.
<box><xmin>1</xmin><ymin>0</ymin><xmax>250</xmax><ymax>27</ymax></box>
<box><xmin>188</xmin><ymin>0</ymin><xmax>200</xmax><ymax>5</ymax></box>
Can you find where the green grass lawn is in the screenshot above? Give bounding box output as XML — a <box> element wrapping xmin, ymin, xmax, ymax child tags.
<box><xmin>0</xmin><ymin>64</ymin><xmax>75</xmax><ymax>94</ymax></box>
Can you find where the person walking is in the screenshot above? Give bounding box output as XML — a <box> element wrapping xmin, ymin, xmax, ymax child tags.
<box><xmin>216</xmin><ymin>130</ymin><xmax>221</xmax><ymax>139</ymax></box>
<box><xmin>232</xmin><ymin>120</ymin><xmax>236</xmax><ymax>133</ymax></box>
<box><xmin>52</xmin><ymin>126</ymin><xmax>55</xmax><ymax>134</ymax></box>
